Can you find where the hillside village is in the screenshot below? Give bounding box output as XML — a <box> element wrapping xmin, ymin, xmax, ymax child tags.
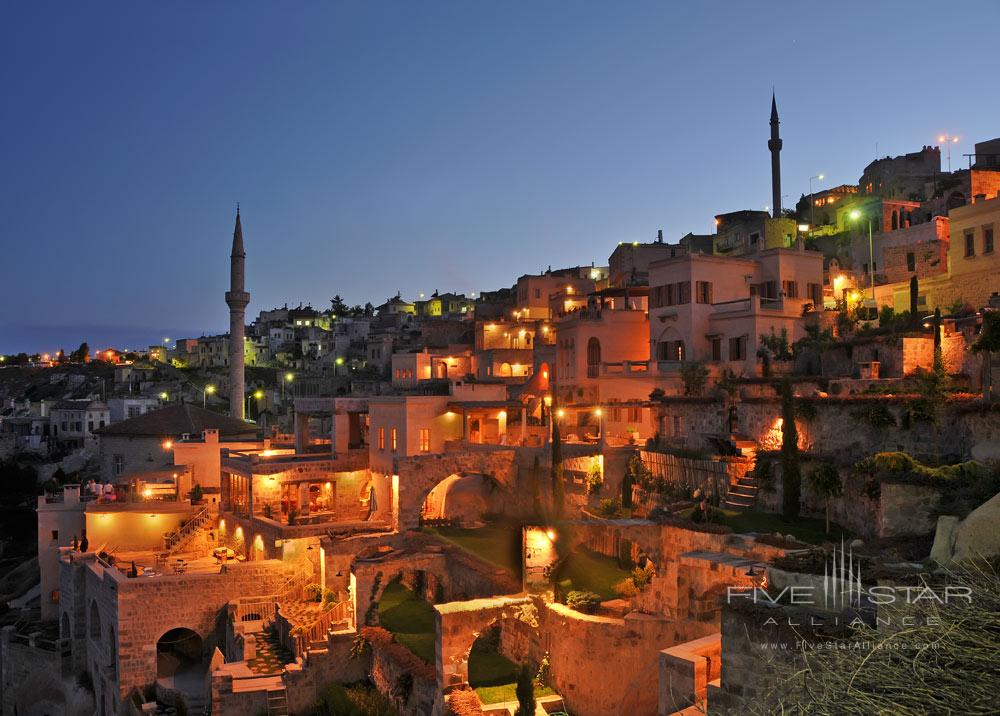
<box><xmin>1</xmin><ymin>106</ymin><xmax>999</xmax><ymax>716</ymax></box>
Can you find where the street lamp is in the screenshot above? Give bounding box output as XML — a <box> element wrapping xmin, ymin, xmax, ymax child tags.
<box><xmin>203</xmin><ymin>384</ymin><xmax>216</xmax><ymax>408</ymax></box>
<box><xmin>849</xmin><ymin>209</ymin><xmax>875</xmax><ymax>309</ymax></box>
<box><xmin>809</xmin><ymin>174</ymin><xmax>824</xmax><ymax>235</ymax></box>
<box><xmin>937</xmin><ymin>133</ymin><xmax>960</xmax><ymax>173</ymax></box>
<box><xmin>282</xmin><ymin>372</ymin><xmax>294</xmax><ymax>400</ymax></box>
<box><xmin>159</xmin><ymin>391</ymin><xmax>169</xmax><ymax>402</ymax></box>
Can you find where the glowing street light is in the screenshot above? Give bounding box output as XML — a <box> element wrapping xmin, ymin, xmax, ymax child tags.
<box><xmin>282</xmin><ymin>372</ymin><xmax>294</xmax><ymax>400</ymax></box>
<box><xmin>203</xmin><ymin>384</ymin><xmax>216</xmax><ymax>408</ymax></box>
<box><xmin>849</xmin><ymin>209</ymin><xmax>875</xmax><ymax>309</ymax></box>
<box><xmin>159</xmin><ymin>392</ymin><xmax>169</xmax><ymax>401</ymax></box>
<box><xmin>937</xmin><ymin>133</ymin><xmax>960</xmax><ymax>172</ymax></box>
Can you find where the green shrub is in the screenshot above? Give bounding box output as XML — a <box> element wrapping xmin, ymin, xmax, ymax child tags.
<box><xmin>304</xmin><ymin>583</ymin><xmax>323</xmax><ymax>602</ymax></box>
<box><xmin>593</xmin><ymin>497</ymin><xmax>623</xmax><ymax>518</ymax></box>
<box><xmin>566</xmin><ymin>590</ymin><xmax>602</xmax><ymax>613</ymax></box>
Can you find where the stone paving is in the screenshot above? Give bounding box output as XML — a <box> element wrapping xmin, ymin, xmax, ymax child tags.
<box><xmin>247</xmin><ymin>631</ymin><xmax>294</xmax><ymax>675</ymax></box>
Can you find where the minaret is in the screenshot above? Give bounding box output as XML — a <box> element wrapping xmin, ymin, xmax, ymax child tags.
<box><xmin>768</xmin><ymin>92</ymin><xmax>782</xmax><ymax>218</ymax></box>
<box><xmin>225</xmin><ymin>207</ymin><xmax>249</xmax><ymax>420</ymax></box>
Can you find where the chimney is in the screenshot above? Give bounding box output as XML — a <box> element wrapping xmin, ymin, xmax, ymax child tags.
<box><xmin>657</xmin><ymin>229</ymin><xmax>664</xmax><ymax>243</ymax></box>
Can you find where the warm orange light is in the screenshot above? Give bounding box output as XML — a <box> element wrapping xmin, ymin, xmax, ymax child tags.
<box><xmin>556</xmin><ymin>409</ymin><xmax>565</xmax><ymax>418</ymax></box>
<box><xmin>142</xmin><ymin>488</ymin><xmax>152</xmax><ymax>498</ymax></box>
<box><xmin>594</xmin><ymin>408</ymin><xmax>602</xmax><ymax>417</ymax></box>
<box><xmin>546</xmin><ymin>529</ymin><xmax>556</xmax><ymax>541</ymax></box>
<box><xmin>566</xmin><ymin>286</ymin><xmax>574</xmax><ymax>295</ymax></box>
<box><xmin>162</xmin><ymin>440</ymin><xmax>173</xmax><ymax>450</ymax></box>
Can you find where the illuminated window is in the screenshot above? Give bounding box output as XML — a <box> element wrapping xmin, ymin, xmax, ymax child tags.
<box><xmin>390</xmin><ymin>428</ymin><xmax>397</xmax><ymax>451</ymax></box>
<box><xmin>419</xmin><ymin>428</ymin><xmax>430</xmax><ymax>453</ymax></box>
<box><xmin>377</xmin><ymin>428</ymin><xmax>385</xmax><ymax>451</ymax></box>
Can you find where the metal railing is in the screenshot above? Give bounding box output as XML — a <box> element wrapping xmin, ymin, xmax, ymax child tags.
<box><xmin>163</xmin><ymin>504</ymin><xmax>211</xmax><ymax>553</ymax></box>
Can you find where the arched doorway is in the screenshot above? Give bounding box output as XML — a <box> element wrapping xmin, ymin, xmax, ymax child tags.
<box><xmin>156</xmin><ymin>628</ymin><xmax>204</xmax><ymax>681</ymax></box>
<box><xmin>499</xmin><ymin>362</ymin><xmax>512</xmax><ymax>377</ymax></box>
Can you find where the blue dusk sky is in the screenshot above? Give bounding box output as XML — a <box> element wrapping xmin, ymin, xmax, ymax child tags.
<box><xmin>2</xmin><ymin>1</ymin><xmax>998</xmax><ymax>353</ymax></box>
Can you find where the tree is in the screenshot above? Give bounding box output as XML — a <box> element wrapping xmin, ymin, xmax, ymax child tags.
<box><xmin>806</xmin><ymin>463</ymin><xmax>842</xmax><ymax>533</ymax></box>
<box><xmin>779</xmin><ymin>379</ymin><xmax>801</xmax><ymax>520</ymax></box>
<box><xmin>679</xmin><ymin>361</ymin><xmax>709</xmax><ymax>396</ymax></box>
<box><xmin>329</xmin><ymin>295</ymin><xmax>348</xmax><ymax>315</ymax></box>
<box><xmin>551</xmin><ymin>405</ymin><xmax>565</xmax><ymax>520</ymax></box>
<box><xmin>70</xmin><ymin>342</ymin><xmax>90</xmax><ymax>363</ymax></box>
<box><xmin>514</xmin><ymin>663</ymin><xmax>535</xmax><ymax>716</ymax></box>
<box><xmin>794</xmin><ymin>322</ymin><xmax>836</xmax><ymax>376</ymax></box>
<box><xmin>909</xmin><ymin>275</ymin><xmax>919</xmax><ymax>318</ymax></box>
<box><xmin>757</xmin><ymin>328</ymin><xmax>793</xmax><ymax>377</ymax></box>
<box><xmin>621</xmin><ymin>457</ymin><xmax>634</xmax><ymax>509</ymax></box>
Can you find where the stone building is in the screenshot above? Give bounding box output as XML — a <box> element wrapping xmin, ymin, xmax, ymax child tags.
<box><xmin>95</xmin><ymin>404</ymin><xmax>256</xmax><ymax>483</ymax></box>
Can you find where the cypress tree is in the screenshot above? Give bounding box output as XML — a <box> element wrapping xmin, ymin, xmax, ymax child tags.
<box><xmin>514</xmin><ymin>663</ymin><xmax>535</xmax><ymax>716</ymax></box>
<box><xmin>780</xmin><ymin>379</ymin><xmax>801</xmax><ymax>520</ymax></box>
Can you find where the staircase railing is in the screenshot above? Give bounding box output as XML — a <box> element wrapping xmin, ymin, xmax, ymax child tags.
<box><xmin>163</xmin><ymin>504</ymin><xmax>211</xmax><ymax>554</ymax></box>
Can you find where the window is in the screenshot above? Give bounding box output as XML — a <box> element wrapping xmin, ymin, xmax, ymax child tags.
<box><xmin>419</xmin><ymin>428</ymin><xmax>430</xmax><ymax>453</ymax></box>
<box><xmin>672</xmin><ymin>415</ymin><xmax>683</xmax><ymax>435</ymax></box>
<box><xmin>729</xmin><ymin>336</ymin><xmax>746</xmax><ymax>361</ymax></box>
<box><xmin>782</xmin><ymin>280</ymin><xmax>798</xmax><ymax>298</ymax></box>
<box><xmin>760</xmin><ymin>281</ymin><xmax>778</xmax><ymax>299</ymax></box>
<box><xmin>51</xmin><ymin>530</ymin><xmax>59</xmax><ymax>541</ymax></box>
<box><xmin>711</xmin><ymin>337</ymin><xmax>722</xmax><ymax>361</ymax></box>
<box><xmin>906</xmin><ymin>252</ymin><xmax>916</xmax><ymax>272</ymax></box>
<box><xmin>807</xmin><ymin>283</ymin><xmax>822</xmax><ymax>305</ymax></box>
<box><xmin>586</xmin><ymin>338</ymin><xmax>601</xmax><ymax>378</ymax></box>
<box><xmin>965</xmin><ymin>231</ymin><xmax>975</xmax><ymax>257</ymax></box>
<box><xmin>113</xmin><ymin>455</ymin><xmax>124</xmax><ymax>476</ymax></box>
<box><xmin>377</xmin><ymin>428</ymin><xmax>385</xmax><ymax>450</ymax></box>
<box><xmin>985</xmin><ymin>227</ymin><xmax>995</xmax><ymax>254</ymax></box>
<box><xmin>534</xmin><ymin>288</ymin><xmax>541</xmax><ymax>299</ymax></box>
<box><xmin>627</xmin><ymin>407</ymin><xmax>641</xmax><ymax>423</ymax></box>
<box><xmin>390</xmin><ymin>428</ymin><xmax>397</xmax><ymax>451</ymax></box>
<box><xmin>749</xmin><ymin>231</ymin><xmax>760</xmax><ymax>245</ymax></box>
<box><xmin>695</xmin><ymin>281</ymin><xmax>713</xmax><ymax>304</ymax></box>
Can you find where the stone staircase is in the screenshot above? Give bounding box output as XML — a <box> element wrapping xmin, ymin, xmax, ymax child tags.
<box><xmin>266</xmin><ymin>686</ymin><xmax>289</xmax><ymax>715</ymax></box>
<box><xmin>724</xmin><ymin>472</ymin><xmax>759</xmax><ymax>512</ymax></box>
<box><xmin>164</xmin><ymin>504</ymin><xmax>213</xmax><ymax>555</ymax></box>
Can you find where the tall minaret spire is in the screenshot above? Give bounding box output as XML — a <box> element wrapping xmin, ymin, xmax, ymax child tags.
<box><xmin>225</xmin><ymin>206</ymin><xmax>249</xmax><ymax>420</ymax></box>
<box><xmin>768</xmin><ymin>92</ymin><xmax>783</xmax><ymax>218</ymax></box>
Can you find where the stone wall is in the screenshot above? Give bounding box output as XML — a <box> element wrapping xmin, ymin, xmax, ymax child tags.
<box><xmin>655</xmin><ymin>395</ymin><xmax>999</xmax><ymax>464</ymax></box>
<box><xmin>756</xmin><ymin>460</ymin><xmax>943</xmax><ymax>538</ymax></box>
<box><xmin>58</xmin><ymin>551</ymin><xmax>301</xmax><ymax>709</ymax></box>
<box><xmin>364</xmin><ymin>626</ymin><xmax>437</xmax><ymax>716</ymax></box>
<box><xmin>0</xmin><ymin>627</ymin><xmax>88</xmax><ymax>716</ymax></box>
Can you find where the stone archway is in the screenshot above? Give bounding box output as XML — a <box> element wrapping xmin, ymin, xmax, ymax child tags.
<box><xmin>421</xmin><ymin>473</ymin><xmax>494</xmax><ymax>527</ymax></box>
<box><xmin>156</xmin><ymin>627</ymin><xmax>204</xmax><ymax>681</ymax></box>
<box><xmin>435</xmin><ymin>595</ymin><xmax>533</xmax><ymax>691</ymax></box>
<box><xmin>395</xmin><ymin>450</ymin><xmax>518</xmax><ymax>531</ymax></box>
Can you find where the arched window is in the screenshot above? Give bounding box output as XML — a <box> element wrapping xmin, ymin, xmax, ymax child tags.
<box><xmin>587</xmin><ymin>338</ymin><xmax>601</xmax><ymax>377</ymax></box>
<box><xmin>108</xmin><ymin>627</ymin><xmax>117</xmax><ymax>671</ymax></box>
<box><xmin>499</xmin><ymin>362</ymin><xmax>512</xmax><ymax>377</ymax></box>
<box><xmin>89</xmin><ymin>601</ymin><xmax>101</xmax><ymax>640</ymax></box>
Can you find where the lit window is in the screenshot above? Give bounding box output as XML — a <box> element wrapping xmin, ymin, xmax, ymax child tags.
<box><xmin>377</xmin><ymin>428</ymin><xmax>385</xmax><ymax>451</ymax></box>
<box><xmin>419</xmin><ymin>428</ymin><xmax>430</xmax><ymax>453</ymax></box>
<box><xmin>390</xmin><ymin>428</ymin><xmax>397</xmax><ymax>451</ymax></box>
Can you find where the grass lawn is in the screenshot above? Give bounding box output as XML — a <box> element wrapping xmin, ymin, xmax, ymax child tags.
<box><xmin>423</xmin><ymin>522</ymin><xmax>522</xmax><ymax>576</ymax></box>
<box><xmin>377</xmin><ymin>581</ymin><xmax>436</xmax><ymax>663</ymax></box>
<box><xmin>475</xmin><ymin>682</ymin><xmax>556</xmax><ymax>706</ymax></box>
<box><xmin>677</xmin><ymin>508</ymin><xmax>853</xmax><ymax>544</ymax></box>
<box><xmin>555</xmin><ymin>547</ymin><xmax>633</xmax><ymax>600</ymax></box>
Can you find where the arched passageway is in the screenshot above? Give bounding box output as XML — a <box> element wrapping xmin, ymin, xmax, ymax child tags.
<box><xmin>421</xmin><ymin>473</ymin><xmax>493</xmax><ymax>527</ymax></box>
<box><xmin>156</xmin><ymin>628</ymin><xmax>204</xmax><ymax>680</ymax></box>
